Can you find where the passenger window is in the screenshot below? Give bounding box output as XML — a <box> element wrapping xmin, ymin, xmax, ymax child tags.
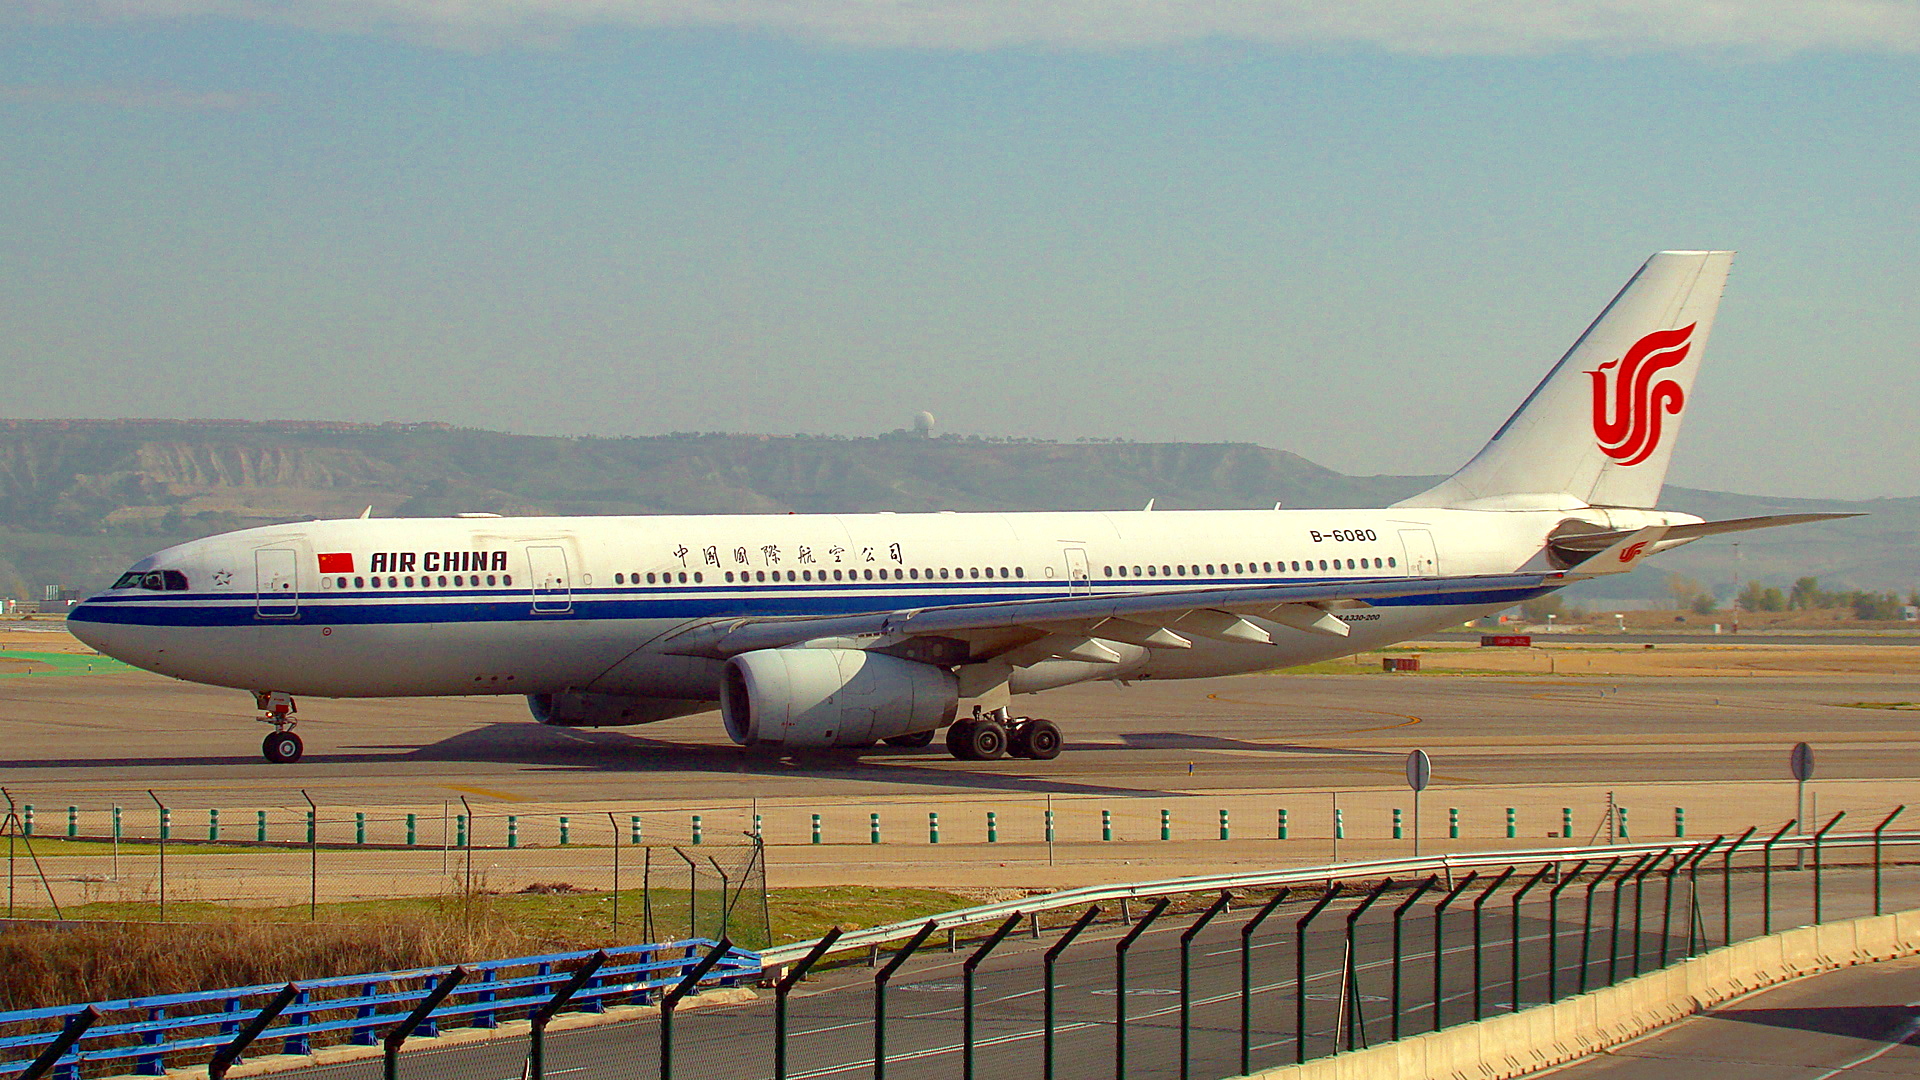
<box><xmin>353</xmin><ymin>577</ymin><xmax>365</xmax><ymax>588</ymax></box>
<box><xmin>615</xmin><ymin>573</ymin><xmax>625</xmax><ymax>584</ymax></box>
<box><xmin>693</xmin><ymin>572</ymin><xmax>703</xmax><ymax>583</ymax></box>
<box><xmin>1388</xmin><ymin>558</ymin><xmax>1398</xmax><ymax>568</ymax></box>
<box><xmin>725</xmin><ymin>571</ymin><xmax>735</xmax><ymax>582</ymax></box>
<box><xmin>1175</xmin><ymin>565</ymin><xmax>1186</xmax><ymax>576</ymax></box>
<box><xmin>1015</xmin><ymin>567</ymin><xmax>1025</xmax><ymax>578</ymax></box>
<box><xmin>486</xmin><ymin>575</ymin><xmax>496</xmax><ymax>585</ymax></box>
<box><xmin>455</xmin><ymin>575</ymin><xmax>464</xmax><ymax>586</ymax></box>
<box><xmin>938</xmin><ymin>568</ymin><xmax>949</xmax><ymax>579</ymax></box>
<box><xmin>1205</xmin><ymin>564</ymin><xmax>1215</xmax><ymax>575</ymax></box>
<box><xmin>336</xmin><ymin>577</ymin><xmax>347</xmax><ymax>589</ymax></box>
<box><xmin>502</xmin><ymin>575</ymin><xmax>512</xmax><ymax>585</ymax></box>
<box><xmin>969</xmin><ymin>567</ymin><xmax>980</xmax><ymax>579</ymax></box>
<box><xmin>646</xmin><ymin>572</ymin><xmax>656</xmax><ymax>584</ymax></box>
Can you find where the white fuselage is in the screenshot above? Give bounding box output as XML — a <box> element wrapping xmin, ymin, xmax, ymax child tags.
<box><xmin>68</xmin><ymin>504</ymin><xmax>1692</xmax><ymax>703</ymax></box>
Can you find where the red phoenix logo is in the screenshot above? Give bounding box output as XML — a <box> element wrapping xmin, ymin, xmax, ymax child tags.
<box><xmin>1588</xmin><ymin>324</ymin><xmax>1695</xmax><ymax>467</ymax></box>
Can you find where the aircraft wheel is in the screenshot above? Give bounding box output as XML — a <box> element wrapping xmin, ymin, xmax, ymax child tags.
<box><xmin>884</xmin><ymin>729</ymin><xmax>936</xmax><ymax>748</ymax></box>
<box><xmin>1011</xmin><ymin>719</ymin><xmax>1063</xmax><ymax>760</ymax></box>
<box><xmin>958</xmin><ymin>718</ymin><xmax>1009</xmax><ymax>761</ymax></box>
<box><xmin>946</xmin><ymin>720</ymin><xmax>976</xmax><ymax>759</ymax></box>
<box><xmin>263</xmin><ymin>731</ymin><xmax>304</xmax><ymax>764</ymax></box>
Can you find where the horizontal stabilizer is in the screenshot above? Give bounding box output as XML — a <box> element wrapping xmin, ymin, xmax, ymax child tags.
<box><xmin>1551</xmin><ymin>513</ymin><xmax>1861</xmax><ymax>555</ymax></box>
<box><xmin>1565</xmin><ymin>526</ymin><xmax>1667</xmax><ymax>576</ymax></box>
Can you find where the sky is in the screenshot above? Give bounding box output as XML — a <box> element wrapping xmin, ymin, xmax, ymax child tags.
<box><xmin>3</xmin><ymin>2</ymin><xmax>1916</xmax><ymax>500</ymax></box>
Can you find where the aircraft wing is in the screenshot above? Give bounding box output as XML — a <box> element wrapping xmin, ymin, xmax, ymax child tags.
<box><xmin>656</xmin><ymin>571</ymin><xmax>1561</xmax><ymax>662</ymax></box>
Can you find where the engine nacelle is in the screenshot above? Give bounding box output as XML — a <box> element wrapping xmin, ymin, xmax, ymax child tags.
<box><xmin>528</xmin><ymin>691</ymin><xmax>710</xmax><ymax>727</ymax></box>
<box><xmin>720</xmin><ymin>648</ymin><xmax>958</xmax><ymax>748</ymax></box>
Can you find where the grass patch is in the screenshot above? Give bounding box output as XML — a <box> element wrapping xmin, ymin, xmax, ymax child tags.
<box><xmin>0</xmin><ymin>650</ymin><xmax>132</xmax><ymax>677</ymax></box>
<box><xmin>0</xmin><ymin>837</ymin><xmax>277</xmax><ymax>857</ymax></box>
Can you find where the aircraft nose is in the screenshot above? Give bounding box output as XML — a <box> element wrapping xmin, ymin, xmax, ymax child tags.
<box><xmin>67</xmin><ymin>597</ymin><xmax>143</xmax><ymax>665</ymax></box>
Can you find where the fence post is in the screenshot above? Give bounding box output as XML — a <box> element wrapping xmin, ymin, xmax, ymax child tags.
<box><xmin>1874</xmin><ymin>806</ymin><xmax>1905</xmax><ymax>916</ymax></box>
<box><xmin>1813</xmin><ymin>811</ymin><xmax>1846</xmax><ymax>923</ymax></box>
<box><xmin>1721</xmin><ymin>826</ymin><xmax>1756</xmax><ymax>948</ymax></box>
<box><xmin>659</xmin><ymin>939</ymin><xmax>731</xmax><ymax>1080</ymax></box>
<box><xmin>1608</xmin><ymin>852</ymin><xmax>1654</xmax><ymax>985</ymax></box>
<box><xmin>383</xmin><ymin>967</ymin><xmax>466</xmax><ymax>1080</ymax></box>
<box><xmin>16</xmin><ymin>1007</ymin><xmax>97</xmax><ymax>1080</ymax></box>
<box><xmin>1295</xmin><ymin>887</ymin><xmax>1343</xmax><ymax>1063</ymax></box>
<box><xmin>1179</xmin><ymin>894</ymin><xmax>1232</xmax><ymax>1079</ymax></box>
<box><xmin>1682</xmin><ymin>838</ymin><xmax>1722</xmax><ymax>958</ymax></box>
<box><xmin>1046</xmin><ymin>906</ymin><xmax>1101</xmax><ymax>1080</ymax></box>
<box><xmin>207</xmin><ymin>984</ymin><xmax>299</xmax><ymax>1080</ymax></box>
<box><xmin>1580</xmin><ymin>858</ymin><xmax>1621</xmax><ymax>993</ymax></box>
<box><xmin>774</xmin><ymin>929</ymin><xmax>842</xmax><ymax>1080</ymax></box>
<box><xmin>1239</xmin><ymin>890</ymin><xmax>1290</xmax><ymax>1074</ymax></box>
<box><xmin>873</xmin><ymin>923</ymin><xmax>937</xmax><ymax>1080</ymax></box>
<box><xmin>1470</xmin><ymin>868</ymin><xmax>1514</xmax><ymax>1020</ymax></box>
<box><xmin>1630</xmin><ymin>849</ymin><xmax>1672</xmax><ymax>977</ymax></box>
<box><xmin>148</xmin><ymin>791</ymin><xmax>167</xmax><ymax>923</ymax></box>
<box><xmin>1762</xmin><ymin>819</ymin><xmax>1796</xmax><ymax>935</ymax></box>
<box><xmin>1432</xmin><ymin>872</ymin><xmax>1478</xmax><ymax>1032</ymax></box>
<box><xmin>1509</xmin><ymin>864</ymin><xmax>1551</xmax><ymax>1011</ymax></box>
<box><xmin>1116</xmin><ymin>897</ymin><xmax>1170</xmax><ymax>1078</ymax></box>
<box><xmin>964</xmin><ymin>914</ymin><xmax>1024</xmax><ymax>1080</ymax></box>
<box><xmin>1342</xmin><ymin>879</ymin><xmax>1395</xmax><ymax>1051</ymax></box>
<box><xmin>526</xmin><ymin>951</ymin><xmax>606</xmax><ymax>1080</ymax></box>
<box><xmin>1390</xmin><ymin>877</ymin><xmax>1438</xmax><ymax>1041</ymax></box>
<box><xmin>1546</xmin><ymin>860</ymin><xmax>1588</xmax><ymax>1003</ymax></box>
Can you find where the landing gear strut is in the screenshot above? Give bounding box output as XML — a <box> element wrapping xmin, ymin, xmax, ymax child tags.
<box><xmin>254</xmin><ymin>691</ymin><xmax>304</xmax><ymax>764</ymax></box>
<box><xmin>946</xmin><ymin>708</ymin><xmax>1062</xmax><ymax>761</ymax></box>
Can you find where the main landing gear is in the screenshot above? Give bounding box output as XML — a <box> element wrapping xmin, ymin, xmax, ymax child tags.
<box><xmin>254</xmin><ymin>691</ymin><xmax>304</xmax><ymax>764</ymax></box>
<box><xmin>946</xmin><ymin>707</ymin><xmax>1062</xmax><ymax>761</ymax></box>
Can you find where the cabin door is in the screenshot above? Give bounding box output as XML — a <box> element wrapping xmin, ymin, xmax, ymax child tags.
<box><xmin>1063</xmin><ymin>547</ymin><xmax>1092</xmax><ymax>594</ymax></box>
<box><xmin>528</xmin><ymin>545</ymin><xmax>574</xmax><ymax>614</ymax></box>
<box><xmin>254</xmin><ymin>548</ymin><xmax>299</xmax><ymax>618</ymax></box>
<box><xmin>1398</xmin><ymin>529</ymin><xmax>1440</xmax><ymax>577</ymax></box>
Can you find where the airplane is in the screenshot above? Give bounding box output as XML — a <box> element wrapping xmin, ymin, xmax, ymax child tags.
<box><xmin>68</xmin><ymin>251</ymin><xmax>1854</xmax><ymax>765</ymax></box>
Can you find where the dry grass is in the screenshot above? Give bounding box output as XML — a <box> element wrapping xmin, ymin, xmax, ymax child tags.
<box><xmin>0</xmin><ymin>907</ymin><xmax>542</xmax><ymax>1012</ymax></box>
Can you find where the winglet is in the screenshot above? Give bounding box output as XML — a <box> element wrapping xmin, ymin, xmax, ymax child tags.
<box><xmin>1568</xmin><ymin>525</ymin><xmax>1668</xmax><ymax>576</ymax></box>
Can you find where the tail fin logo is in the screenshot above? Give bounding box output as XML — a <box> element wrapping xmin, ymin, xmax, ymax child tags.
<box><xmin>1588</xmin><ymin>324</ymin><xmax>1695</xmax><ymax>467</ymax></box>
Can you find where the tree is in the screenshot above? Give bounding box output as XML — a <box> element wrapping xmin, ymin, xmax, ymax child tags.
<box><xmin>1519</xmin><ymin>594</ymin><xmax>1565</xmax><ymax>622</ymax></box>
<box><xmin>1852</xmin><ymin>591</ymin><xmax>1903</xmax><ymax>621</ymax></box>
<box><xmin>1790</xmin><ymin>576</ymin><xmax>1822</xmax><ymax>610</ymax></box>
<box><xmin>1739</xmin><ymin>580</ymin><xmax>1785</xmax><ymax>612</ymax></box>
<box><xmin>1668</xmin><ymin>575</ymin><xmax>1708</xmax><ymax>611</ymax></box>
<box><xmin>1690</xmin><ymin>593</ymin><xmax>1719</xmax><ymax>615</ymax></box>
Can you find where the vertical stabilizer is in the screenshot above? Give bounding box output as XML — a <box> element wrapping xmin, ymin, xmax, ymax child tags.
<box><xmin>1398</xmin><ymin>251</ymin><xmax>1733</xmax><ymax>510</ymax></box>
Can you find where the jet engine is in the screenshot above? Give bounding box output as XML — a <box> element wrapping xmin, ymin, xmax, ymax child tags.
<box><xmin>720</xmin><ymin>648</ymin><xmax>958</xmax><ymax>748</ymax></box>
<box><xmin>528</xmin><ymin>691</ymin><xmax>711</xmax><ymax>727</ymax></box>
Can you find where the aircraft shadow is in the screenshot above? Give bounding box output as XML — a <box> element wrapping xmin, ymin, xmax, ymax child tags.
<box><xmin>1708</xmin><ymin>1003</ymin><xmax>1920</xmax><ymax>1042</ymax></box>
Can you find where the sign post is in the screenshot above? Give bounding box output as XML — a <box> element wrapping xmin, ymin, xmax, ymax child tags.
<box><xmin>1406</xmin><ymin>750</ymin><xmax>1432</xmax><ymax>856</ymax></box>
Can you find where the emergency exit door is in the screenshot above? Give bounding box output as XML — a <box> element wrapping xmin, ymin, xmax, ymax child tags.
<box><xmin>528</xmin><ymin>546</ymin><xmax>573</xmax><ymax>614</ymax></box>
<box><xmin>254</xmin><ymin>549</ymin><xmax>299</xmax><ymax>618</ymax></box>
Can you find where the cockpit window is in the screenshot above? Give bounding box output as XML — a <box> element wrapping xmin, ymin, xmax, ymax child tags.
<box><xmin>112</xmin><ymin>572</ymin><xmax>144</xmax><ymax>590</ymax></box>
<box><xmin>112</xmin><ymin>569</ymin><xmax>188</xmax><ymax>591</ymax></box>
<box><xmin>162</xmin><ymin>570</ymin><xmax>189</xmax><ymax>591</ymax></box>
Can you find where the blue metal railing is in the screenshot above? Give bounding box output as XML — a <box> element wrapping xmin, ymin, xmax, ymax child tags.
<box><xmin>0</xmin><ymin>938</ymin><xmax>760</xmax><ymax>1079</ymax></box>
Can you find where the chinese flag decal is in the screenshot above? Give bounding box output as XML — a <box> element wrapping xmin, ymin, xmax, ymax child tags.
<box><xmin>317</xmin><ymin>552</ymin><xmax>355</xmax><ymax>574</ymax></box>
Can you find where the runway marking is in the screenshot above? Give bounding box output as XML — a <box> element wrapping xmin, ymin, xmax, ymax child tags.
<box><xmin>442</xmin><ymin>784</ymin><xmax>525</xmax><ymax>802</ymax></box>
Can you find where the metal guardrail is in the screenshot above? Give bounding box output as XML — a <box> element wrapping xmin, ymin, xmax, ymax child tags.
<box><xmin>0</xmin><ymin>938</ymin><xmax>761</xmax><ymax>1080</ymax></box>
<box><xmin>760</xmin><ymin>829</ymin><xmax>1920</xmax><ymax>966</ymax></box>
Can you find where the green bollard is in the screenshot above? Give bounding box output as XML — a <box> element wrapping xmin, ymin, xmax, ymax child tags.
<box><xmin>112</xmin><ymin>805</ymin><xmax>122</xmax><ymax>842</ymax></box>
<box><xmin>691</xmin><ymin>814</ymin><xmax>702</xmax><ymax>845</ymax></box>
<box><xmin>631</xmin><ymin>815</ymin><xmax>642</xmax><ymax>844</ymax></box>
<box><xmin>811</xmin><ymin>813</ymin><xmax>821</xmax><ymax>844</ymax></box>
<box><xmin>1618</xmin><ymin>806</ymin><xmax>1630</xmax><ymax>839</ymax></box>
<box><xmin>305</xmin><ymin>808</ymin><xmax>314</xmax><ymax>844</ymax></box>
<box><xmin>355</xmin><ymin>811</ymin><xmax>366</xmax><ymax>845</ymax></box>
<box><xmin>1562</xmin><ymin>807</ymin><xmax>1573</xmax><ymax>839</ymax></box>
<box><xmin>560</xmin><ymin>816</ymin><xmax>570</xmax><ymax>845</ymax></box>
<box><xmin>870</xmin><ymin>812</ymin><xmax>881</xmax><ymax>845</ymax></box>
<box><xmin>1278</xmin><ymin>807</ymin><xmax>1289</xmax><ymax>840</ymax></box>
<box><xmin>67</xmin><ymin>806</ymin><xmax>77</xmax><ymax>838</ymax></box>
<box><xmin>1674</xmin><ymin>807</ymin><xmax>1685</xmax><ymax>838</ymax></box>
<box><xmin>209</xmin><ymin>808</ymin><xmax>219</xmax><ymax>841</ymax></box>
<box><xmin>1102</xmin><ymin>809</ymin><xmax>1113</xmax><ymax>841</ymax></box>
<box><xmin>1219</xmin><ymin>809</ymin><xmax>1230</xmax><ymax>841</ymax></box>
<box><xmin>407</xmin><ymin>813</ymin><xmax>418</xmax><ymax>846</ymax></box>
<box><xmin>929</xmin><ymin>812</ymin><xmax>940</xmax><ymax>844</ymax></box>
<box><xmin>508</xmin><ymin>815</ymin><xmax>519</xmax><ymax>848</ymax></box>
<box><xmin>1506</xmin><ymin>807</ymin><xmax>1516</xmax><ymax>839</ymax></box>
<box><xmin>257</xmin><ymin>810</ymin><xmax>268</xmax><ymax>843</ymax></box>
<box><xmin>456</xmin><ymin>813</ymin><xmax>467</xmax><ymax>848</ymax></box>
<box><xmin>22</xmin><ymin>805</ymin><xmax>32</xmax><ymax>837</ymax></box>
<box><xmin>1448</xmin><ymin>807</ymin><xmax>1459</xmax><ymax>839</ymax></box>
<box><xmin>1047</xmin><ymin>808</ymin><xmax>1056</xmax><ymax>844</ymax></box>
<box><xmin>988</xmin><ymin>811</ymin><xmax>998</xmax><ymax>843</ymax></box>
<box><xmin>160</xmin><ymin>807</ymin><xmax>170</xmax><ymax>841</ymax></box>
<box><xmin>1335</xmin><ymin>807</ymin><xmax>1344</xmax><ymax>840</ymax></box>
<box><xmin>753</xmin><ymin>813</ymin><xmax>762</xmax><ymax>839</ymax></box>
<box><xmin>1393</xmin><ymin>808</ymin><xmax>1403</xmax><ymax>840</ymax></box>
<box><xmin>1160</xmin><ymin>808</ymin><xmax>1171</xmax><ymax>841</ymax></box>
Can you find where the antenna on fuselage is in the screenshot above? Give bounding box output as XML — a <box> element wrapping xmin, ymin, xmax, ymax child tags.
<box><xmin>1143</xmin><ymin>499</ymin><xmax>1155</xmax><ymax>512</ymax></box>
<box><xmin>359</xmin><ymin>506</ymin><xmax>373</xmax><ymax>519</ymax></box>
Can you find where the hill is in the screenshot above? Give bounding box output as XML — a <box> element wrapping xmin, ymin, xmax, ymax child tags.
<box><xmin>0</xmin><ymin>420</ymin><xmax>1908</xmax><ymax>602</ymax></box>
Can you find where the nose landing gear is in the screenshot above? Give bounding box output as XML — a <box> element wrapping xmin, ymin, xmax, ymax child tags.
<box><xmin>945</xmin><ymin>708</ymin><xmax>1062</xmax><ymax>761</ymax></box>
<box><xmin>253</xmin><ymin>691</ymin><xmax>304</xmax><ymax>764</ymax></box>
